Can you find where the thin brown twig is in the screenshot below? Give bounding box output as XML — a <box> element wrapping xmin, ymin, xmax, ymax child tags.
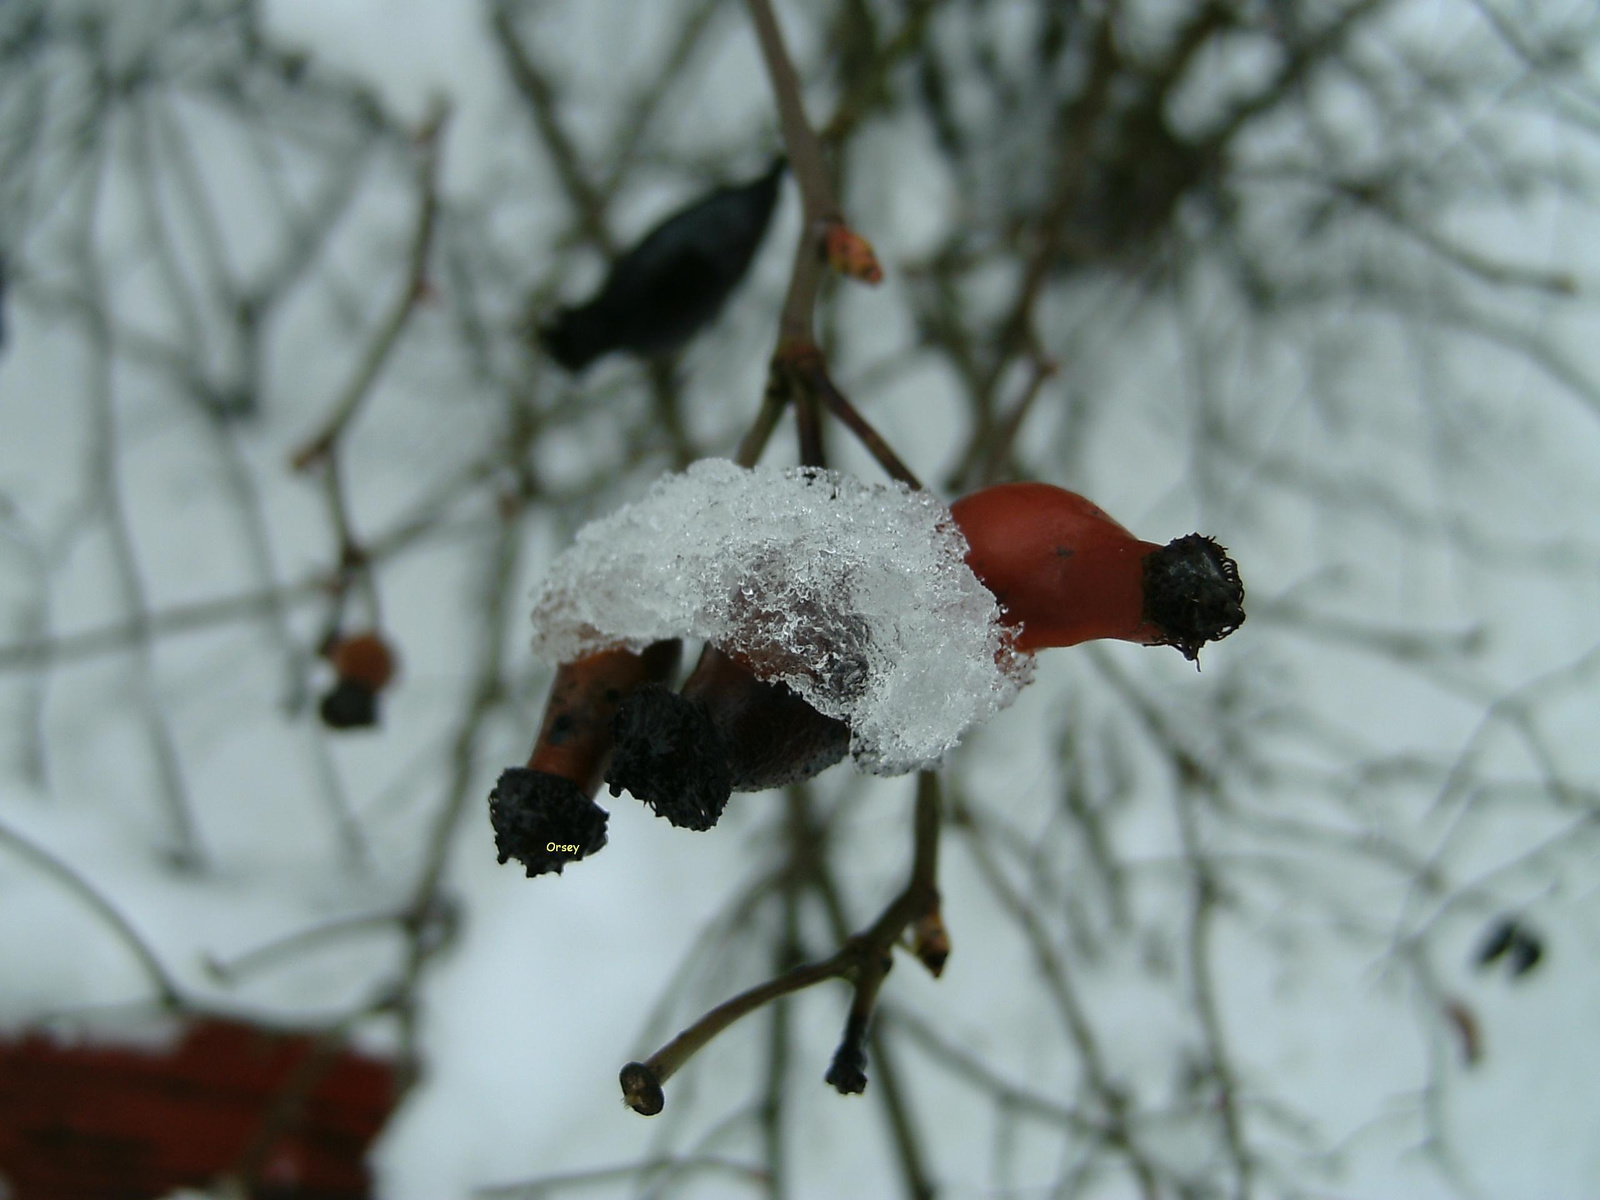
<box><xmin>794</xmin><ymin>352</ymin><xmax>922</xmax><ymax>488</ymax></box>
<box><xmin>490</xmin><ymin>2</ymin><xmax>615</xmax><ymax>255</ymax></box>
<box><xmin>476</xmin><ymin>1155</ymin><xmax>769</xmax><ymax>1198</ymax></box>
<box><xmin>71</xmin><ymin>78</ymin><xmax>205</xmax><ymax>869</ymax></box>
<box><xmin>743</xmin><ymin>0</ymin><xmax>853</xmax><ymax>347</ymax></box>
<box><xmin>622</xmin><ymin>772</ymin><xmax>947</xmax><ymax>1115</ymax></box>
<box><xmin>0</xmin><ymin>816</ymin><xmax>184</xmax><ymax>1008</ymax></box>
<box><xmin>291</xmin><ymin>101</ymin><xmax>448</xmax><ymax>471</ymax></box>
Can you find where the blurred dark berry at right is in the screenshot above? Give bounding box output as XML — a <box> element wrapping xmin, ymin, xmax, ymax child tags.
<box><xmin>539</xmin><ymin>158</ymin><xmax>785</xmax><ymax>371</ymax></box>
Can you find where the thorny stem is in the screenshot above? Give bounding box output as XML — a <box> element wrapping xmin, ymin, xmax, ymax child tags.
<box><xmin>624</xmin><ymin>773</ymin><xmax>947</xmax><ymax>1115</ymax></box>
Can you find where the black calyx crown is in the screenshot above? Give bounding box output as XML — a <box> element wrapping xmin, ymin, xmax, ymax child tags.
<box><xmin>488</xmin><ymin>767</ymin><xmax>609</xmax><ymax>878</ymax></box>
<box><xmin>1142</xmin><ymin>534</ymin><xmax>1245</xmax><ymax>663</ymax></box>
<box><xmin>606</xmin><ymin>684</ymin><xmax>732</xmax><ymax>831</ymax></box>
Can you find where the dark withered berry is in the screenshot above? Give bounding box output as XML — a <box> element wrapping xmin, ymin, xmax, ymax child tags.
<box><xmin>606</xmin><ymin>684</ymin><xmax>732</xmax><ymax>831</ymax></box>
<box><xmin>319</xmin><ymin>679</ymin><xmax>378</xmax><ymax>730</ymax></box>
<box><xmin>488</xmin><ymin>767</ymin><xmax>609</xmax><ymax>878</ymax></box>
<box><xmin>539</xmin><ymin>159</ymin><xmax>785</xmax><ymax>371</ymax></box>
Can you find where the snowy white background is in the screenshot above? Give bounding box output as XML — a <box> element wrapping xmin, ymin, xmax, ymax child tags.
<box><xmin>2</xmin><ymin>1</ymin><xmax>1600</xmax><ymax>1198</ymax></box>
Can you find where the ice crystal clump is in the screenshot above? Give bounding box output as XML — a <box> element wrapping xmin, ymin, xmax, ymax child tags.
<box><xmin>530</xmin><ymin>459</ymin><xmax>1028</xmax><ymax>774</ymax></box>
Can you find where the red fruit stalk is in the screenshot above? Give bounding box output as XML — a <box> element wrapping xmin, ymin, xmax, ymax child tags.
<box><xmin>949</xmin><ymin>483</ymin><xmax>1244</xmax><ymax>661</ymax></box>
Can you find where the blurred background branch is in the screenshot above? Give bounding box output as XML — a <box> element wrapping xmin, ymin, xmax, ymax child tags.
<box><xmin>2</xmin><ymin>0</ymin><xmax>1598</xmax><ymax>1197</ymax></box>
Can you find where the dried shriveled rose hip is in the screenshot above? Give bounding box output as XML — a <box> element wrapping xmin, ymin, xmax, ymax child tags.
<box><xmin>318</xmin><ymin>631</ymin><xmax>400</xmax><ymax>731</ymax></box>
<box><xmin>949</xmin><ymin>483</ymin><xmax>1244</xmax><ymax>661</ymax></box>
<box><xmin>489</xmin><ymin>640</ymin><xmax>680</xmax><ymax>877</ymax></box>
<box><xmin>606</xmin><ymin>645</ymin><xmax>849</xmax><ymax>832</ymax></box>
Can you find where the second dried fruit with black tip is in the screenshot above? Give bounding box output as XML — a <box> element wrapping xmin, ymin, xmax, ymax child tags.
<box><xmin>317</xmin><ymin>631</ymin><xmax>399</xmax><ymax>732</ymax></box>
<box><xmin>606</xmin><ymin>647</ymin><xmax>849</xmax><ymax>833</ymax></box>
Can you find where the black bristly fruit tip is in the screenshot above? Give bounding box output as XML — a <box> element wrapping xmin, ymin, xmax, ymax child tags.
<box><xmin>538</xmin><ymin>158</ymin><xmax>787</xmax><ymax>372</ymax></box>
<box><xmin>606</xmin><ymin>684</ymin><xmax>732</xmax><ymax>831</ymax></box>
<box><xmin>488</xmin><ymin>767</ymin><xmax>609</xmax><ymax>878</ymax></box>
<box><xmin>318</xmin><ymin>678</ymin><xmax>379</xmax><ymax>730</ymax></box>
<box><xmin>1143</xmin><ymin>534</ymin><xmax>1246</xmax><ymax>663</ymax></box>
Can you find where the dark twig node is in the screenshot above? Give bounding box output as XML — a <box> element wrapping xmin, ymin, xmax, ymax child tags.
<box><xmin>824</xmin><ymin>1038</ymin><xmax>869</xmax><ymax>1095</ymax></box>
<box><xmin>911</xmin><ymin>909</ymin><xmax>951</xmax><ymax>978</ymax></box>
<box><xmin>1474</xmin><ymin>916</ymin><xmax>1544</xmax><ymax>979</ymax></box>
<box><xmin>488</xmin><ymin>767</ymin><xmax>609</xmax><ymax>877</ymax></box>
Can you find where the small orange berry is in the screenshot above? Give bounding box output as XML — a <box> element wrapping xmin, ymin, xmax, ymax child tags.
<box><xmin>330</xmin><ymin>632</ymin><xmax>398</xmax><ymax>692</ymax></box>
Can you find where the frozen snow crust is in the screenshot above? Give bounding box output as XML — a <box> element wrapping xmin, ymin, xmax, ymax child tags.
<box><xmin>530</xmin><ymin>459</ymin><xmax>1029</xmax><ymax>774</ymax></box>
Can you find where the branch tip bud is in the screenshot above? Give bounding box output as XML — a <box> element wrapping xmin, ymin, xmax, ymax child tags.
<box><xmin>824</xmin><ymin>223</ymin><xmax>883</xmax><ymax>284</ymax></box>
<box><xmin>620</xmin><ymin>1061</ymin><xmax>665</xmax><ymax>1115</ymax></box>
